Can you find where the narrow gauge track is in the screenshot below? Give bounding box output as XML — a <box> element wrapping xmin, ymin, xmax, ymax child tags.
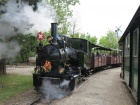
<box><xmin>30</xmin><ymin>76</ymin><xmax>89</xmax><ymax>105</ymax></box>
<box><xmin>30</xmin><ymin>97</ymin><xmax>54</xmax><ymax>105</ymax></box>
<box><xmin>30</xmin><ymin>97</ymin><xmax>41</xmax><ymax>105</ymax></box>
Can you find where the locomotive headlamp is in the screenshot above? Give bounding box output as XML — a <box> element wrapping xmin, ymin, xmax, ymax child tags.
<box><xmin>59</xmin><ymin>68</ymin><xmax>65</xmax><ymax>74</ymax></box>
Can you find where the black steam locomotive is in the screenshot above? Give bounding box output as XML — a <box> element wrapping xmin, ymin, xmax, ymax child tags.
<box><xmin>33</xmin><ymin>23</ymin><xmax>91</xmax><ymax>91</ymax></box>
<box><xmin>33</xmin><ymin>23</ymin><xmax>122</xmax><ymax>91</ymax></box>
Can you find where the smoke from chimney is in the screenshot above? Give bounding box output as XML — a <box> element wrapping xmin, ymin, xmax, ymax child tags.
<box><xmin>0</xmin><ymin>0</ymin><xmax>57</xmax><ymax>59</ymax></box>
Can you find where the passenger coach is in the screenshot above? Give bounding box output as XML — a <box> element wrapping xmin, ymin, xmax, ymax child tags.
<box><xmin>119</xmin><ymin>6</ymin><xmax>140</xmax><ymax>105</ymax></box>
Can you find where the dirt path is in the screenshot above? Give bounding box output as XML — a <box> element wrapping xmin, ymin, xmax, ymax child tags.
<box><xmin>6</xmin><ymin>65</ymin><xmax>34</xmax><ymax>75</ymax></box>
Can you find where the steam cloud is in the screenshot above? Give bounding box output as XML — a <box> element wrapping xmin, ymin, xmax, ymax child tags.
<box><xmin>0</xmin><ymin>0</ymin><xmax>56</xmax><ymax>59</ymax></box>
<box><xmin>40</xmin><ymin>79</ymin><xmax>71</xmax><ymax>101</ymax></box>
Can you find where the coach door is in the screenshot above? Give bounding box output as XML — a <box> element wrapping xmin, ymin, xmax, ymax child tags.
<box><xmin>124</xmin><ymin>34</ymin><xmax>130</xmax><ymax>85</ymax></box>
<box><xmin>132</xmin><ymin>28</ymin><xmax>139</xmax><ymax>93</ymax></box>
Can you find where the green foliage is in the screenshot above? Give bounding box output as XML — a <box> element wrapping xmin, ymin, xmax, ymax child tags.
<box><xmin>8</xmin><ymin>31</ymin><xmax>52</xmax><ymax>63</ymax></box>
<box><xmin>70</xmin><ymin>32</ymin><xmax>79</xmax><ymax>38</ymax></box>
<box><xmin>89</xmin><ymin>36</ymin><xmax>98</xmax><ymax>44</ymax></box>
<box><xmin>71</xmin><ymin>32</ymin><xmax>98</xmax><ymax>44</ymax></box>
<box><xmin>80</xmin><ymin>33</ymin><xmax>86</xmax><ymax>39</ymax></box>
<box><xmin>15</xmin><ymin>34</ymin><xmax>38</xmax><ymax>63</ymax></box>
<box><xmin>0</xmin><ymin>74</ymin><xmax>32</xmax><ymax>104</ymax></box>
<box><xmin>0</xmin><ymin>0</ymin><xmax>7</xmax><ymax>17</ymax></box>
<box><xmin>99</xmin><ymin>30</ymin><xmax>118</xmax><ymax>49</ymax></box>
<box><xmin>0</xmin><ymin>0</ymin><xmax>7</xmax><ymax>4</ymax></box>
<box><xmin>80</xmin><ymin>33</ymin><xmax>98</xmax><ymax>44</ymax></box>
<box><xmin>46</xmin><ymin>0</ymin><xmax>80</xmax><ymax>34</ymax></box>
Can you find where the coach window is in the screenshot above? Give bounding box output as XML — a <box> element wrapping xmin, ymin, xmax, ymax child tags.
<box><xmin>125</xmin><ymin>34</ymin><xmax>130</xmax><ymax>56</ymax></box>
<box><xmin>133</xmin><ymin>29</ymin><xmax>138</xmax><ymax>57</ymax></box>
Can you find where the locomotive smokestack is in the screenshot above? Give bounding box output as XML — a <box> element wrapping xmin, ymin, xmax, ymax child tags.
<box><xmin>51</xmin><ymin>23</ymin><xmax>58</xmax><ymax>44</ymax></box>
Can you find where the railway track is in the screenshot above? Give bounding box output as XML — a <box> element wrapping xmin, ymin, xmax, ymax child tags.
<box><xmin>29</xmin><ymin>78</ymin><xmax>87</xmax><ymax>105</ymax></box>
<box><xmin>30</xmin><ymin>97</ymin><xmax>41</xmax><ymax>105</ymax></box>
<box><xmin>30</xmin><ymin>97</ymin><xmax>54</xmax><ymax>105</ymax></box>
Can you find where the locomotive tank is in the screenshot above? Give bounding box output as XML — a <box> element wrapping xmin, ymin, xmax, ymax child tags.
<box><xmin>33</xmin><ymin>23</ymin><xmax>80</xmax><ymax>91</ymax></box>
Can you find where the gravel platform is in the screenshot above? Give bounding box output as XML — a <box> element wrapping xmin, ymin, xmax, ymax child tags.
<box><xmin>38</xmin><ymin>67</ymin><xmax>136</xmax><ymax>105</ymax></box>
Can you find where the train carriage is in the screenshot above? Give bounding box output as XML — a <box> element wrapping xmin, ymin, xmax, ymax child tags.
<box><xmin>94</xmin><ymin>56</ymin><xmax>99</xmax><ymax>68</ymax></box>
<box><xmin>111</xmin><ymin>56</ymin><xmax>116</xmax><ymax>65</ymax></box>
<box><xmin>106</xmin><ymin>55</ymin><xmax>111</xmax><ymax>67</ymax></box>
<box><xmin>110</xmin><ymin>49</ymin><xmax>122</xmax><ymax>67</ymax></box>
<box><xmin>90</xmin><ymin>44</ymin><xmax>111</xmax><ymax>70</ymax></box>
<box><xmin>119</xmin><ymin>6</ymin><xmax>140</xmax><ymax>105</ymax></box>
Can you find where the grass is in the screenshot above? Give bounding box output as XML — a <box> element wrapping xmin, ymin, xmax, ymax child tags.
<box><xmin>0</xmin><ymin>74</ymin><xmax>33</xmax><ymax>104</ymax></box>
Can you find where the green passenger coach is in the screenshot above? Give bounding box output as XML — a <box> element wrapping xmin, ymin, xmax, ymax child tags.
<box><xmin>119</xmin><ymin>6</ymin><xmax>140</xmax><ymax>105</ymax></box>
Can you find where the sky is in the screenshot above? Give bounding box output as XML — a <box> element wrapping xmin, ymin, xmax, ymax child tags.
<box><xmin>72</xmin><ymin>0</ymin><xmax>140</xmax><ymax>39</ymax></box>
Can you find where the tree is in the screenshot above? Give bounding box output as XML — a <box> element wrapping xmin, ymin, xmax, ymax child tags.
<box><xmin>80</xmin><ymin>33</ymin><xmax>86</xmax><ymax>39</ymax></box>
<box><xmin>69</xmin><ymin>12</ymin><xmax>80</xmax><ymax>36</ymax></box>
<box><xmin>0</xmin><ymin>0</ymin><xmax>7</xmax><ymax>16</ymax></box>
<box><xmin>0</xmin><ymin>59</ymin><xmax>6</xmax><ymax>75</ymax></box>
<box><xmin>71</xmin><ymin>32</ymin><xmax>79</xmax><ymax>38</ymax></box>
<box><xmin>99</xmin><ymin>30</ymin><xmax>118</xmax><ymax>49</ymax></box>
<box><xmin>89</xmin><ymin>36</ymin><xmax>98</xmax><ymax>44</ymax></box>
<box><xmin>0</xmin><ymin>0</ymin><xmax>7</xmax><ymax>74</ymax></box>
<box><xmin>46</xmin><ymin>0</ymin><xmax>80</xmax><ymax>34</ymax></box>
<box><xmin>14</xmin><ymin>34</ymin><xmax>38</xmax><ymax>63</ymax></box>
<box><xmin>80</xmin><ymin>33</ymin><xmax>98</xmax><ymax>44</ymax></box>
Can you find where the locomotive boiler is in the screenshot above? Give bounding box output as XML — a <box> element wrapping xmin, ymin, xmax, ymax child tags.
<box><xmin>33</xmin><ymin>23</ymin><xmax>82</xmax><ymax>91</ymax></box>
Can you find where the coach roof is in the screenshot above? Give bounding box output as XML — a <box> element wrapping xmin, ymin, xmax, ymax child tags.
<box><xmin>119</xmin><ymin>6</ymin><xmax>140</xmax><ymax>43</ymax></box>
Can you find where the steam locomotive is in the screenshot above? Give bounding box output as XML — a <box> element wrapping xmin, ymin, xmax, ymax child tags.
<box><xmin>33</xmin><ymin>23</ymin><xmax>122</xmax><ymax>91</ymax></box>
